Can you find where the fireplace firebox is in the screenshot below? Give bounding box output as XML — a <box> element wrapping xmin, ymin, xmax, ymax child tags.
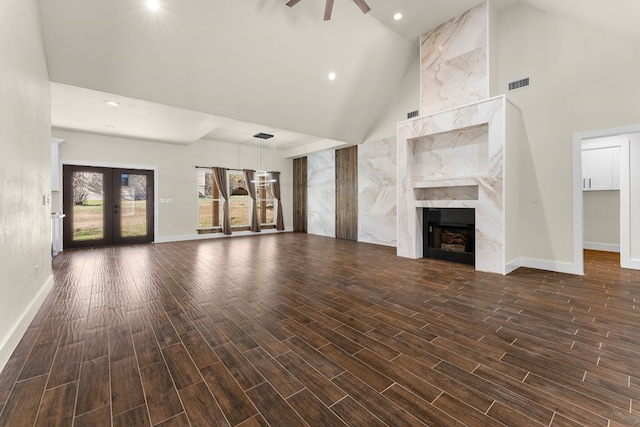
<box><xmin>423</xmin><ymin>208</ymin><xmax>475</xmax><ymax>265</ymax></box>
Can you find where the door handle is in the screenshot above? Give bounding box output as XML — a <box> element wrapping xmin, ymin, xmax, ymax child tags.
<box><xmin>589</xmin><ymin>178</ymin><xmax>591</xmax><ymax>188</ymax></box>
<box><xmin>583</xmin><ymin>178</ymin><xmax>585</xmax><ymax>189</ymax></box>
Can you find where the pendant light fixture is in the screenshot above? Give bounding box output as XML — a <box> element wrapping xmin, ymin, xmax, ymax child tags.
<box><xmin>252</xmin><ymin>133</ymin><xmax>276</xmax><ymax>187</ymax></box>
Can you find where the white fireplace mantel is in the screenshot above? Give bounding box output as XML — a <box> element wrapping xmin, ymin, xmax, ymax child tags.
<box><xmin>397</xmin><ymin>96</ymin><xmax>523</xmax><ymax>274</ymax></box>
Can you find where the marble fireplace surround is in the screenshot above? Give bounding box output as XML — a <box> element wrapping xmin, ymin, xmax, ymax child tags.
<box><xmin>397</xmin><ymin>96</ymin><xmax>509</xmax><ymax>274</ymax></box>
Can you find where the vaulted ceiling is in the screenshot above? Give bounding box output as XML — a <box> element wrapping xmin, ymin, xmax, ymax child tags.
<box><xmin>39</xmin><ymin>0</ymin><xmax>640</xmax><ymax>152</ymax></box>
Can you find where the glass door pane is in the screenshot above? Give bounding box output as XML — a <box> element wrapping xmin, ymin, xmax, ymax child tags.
<box><xmin>71</xmin><ymin>171</ymin><xmax>105</xmax><ymax>241</ymax></box>
<box><xmin>118</xmin><ymin>173</ymin><xmax>148</xmax><ymax>238</ymax></box>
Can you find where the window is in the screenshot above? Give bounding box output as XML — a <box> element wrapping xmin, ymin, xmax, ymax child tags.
<box><xmin>256</xmin><ymin>173</ymin><xmax>276</xmax><ymax>225</ymax></box>
<box><xmin>197</xmin><ymin>169</ymin><xmax>276</xmax><ymax>231</ymax></box>
<box><xmin>228</xmin><ymin>172</ymin><xmax>249</xmax><ymax>227</ymax></box>
<box><xmin>197</xmin><ymin>170</ymin><xmax>222</xmax><ymax>229</ymax></box>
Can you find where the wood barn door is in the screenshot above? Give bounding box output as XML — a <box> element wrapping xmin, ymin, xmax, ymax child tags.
<box><xmin>293</xmin><ymin>157</ymin><xmax>308</xmax><ymax>233</ymax></box>
<box><xmin>335</xmin><ymin>146</ymin><xmax>358</xmax><ymax>241</ymax></box>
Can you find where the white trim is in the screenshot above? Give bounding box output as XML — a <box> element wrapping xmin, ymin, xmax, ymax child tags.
<box><xmin>155</xmin><ymin>227</ymin><xmax>293</xmax><ymax>243</ymax></box>
<box><xmin>581</xmin><ymin>138</ymin><xmax>626</xmax><ymax>150</ymax></box>
<box><xmin>625</xmin><ymin>258</ymin><xmax>640</xmax><ymax>269</ymax></box>
<box><xmin>505</xmin><ymin>259</ymin><xmax>521</xmax><ymax>274</ymax></box>
<box><xmin>508</xmin><ymin>257</ymin><xmax>582</xmax><ymax>275</ymax></box>
<box><xmin>0</xmin><ymin>275</ymin><xmax>54</xmax><ymax>374</ymax></box>
<box><xmin>619</xmin><ymin>139</ymin><xmax>631</xmax><ymax>268</ymax></box>
<box><xmin>583</xmin><ymin>243</ymin><xmax>620</xmax><ymax>253</ymax></box>
<box><xmin>572</xmin><ymin>133</ymin><xmax>585</xmax><ymax>275</ymax></box>
<box><xmin>61</xmin><ymin>159</ymin><xmax>157</xmax><ymax>171</ymax></box>
<box><xmin>60</xmin><ymin>159</ymin><xmax>160</xmax><ymax>243</ymax></box>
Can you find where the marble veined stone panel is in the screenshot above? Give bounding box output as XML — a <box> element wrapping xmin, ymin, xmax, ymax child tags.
<box><xmin>307</xmin><ymin>150</ymin><xmax>335</xmax><ymax>238</ymax></box>
<box><xmin>420</xmin><ymin>1</ymin><xmax>488</xmax><ymax>115</ymax></box>
<box><xmin>358</xmin><ymin>137</ymin><xmax>397</xmax><ymax>246</ymax></box>
<box><xmin>411</xmin><ymin>125</ymin><xmax>488</xmax><ymax>181</ymax></box>
<box><xmin>415</xmin><ymin>185</ymin><xmax>478</xmax><ymax>201</ymax></box>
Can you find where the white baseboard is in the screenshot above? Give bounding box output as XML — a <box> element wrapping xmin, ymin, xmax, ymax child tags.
<box><xmin>155</xmin><ymin>227</ymin><xmax>294</xmax><ymax>244</ymax></box>
<box><xmin>0</xmin><ymin>274</ymin><xmax>54</xmax><ymax>374</ymax></box>
<box><xmin>621</xmin><ymin>258</ymin><xmax>640</xmax><ymax>270</ymax></box>
<box><xmin>583</xmin><ymin>242</ymin><xmax>620</xmax><ymax>253</ymax></box>
<box><xmin>506</xmin><ymin>257</ymin><xmax>582</xmax><ymax>276</ymax></box>
<box><xmin>505</xmin><ymin>260</ymin><xmax>522</xmax><ymax>274</ymax></box>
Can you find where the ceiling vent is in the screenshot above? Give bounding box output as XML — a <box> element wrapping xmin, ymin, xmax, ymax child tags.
<box><xmin>253</xmin><ymin>132</ymin><xmax>274</xmax><ymax>139</ymax></box>
<box><xmin>508</xmin><ymin>77</ymin><xmax>530</xmax><ymax>91</ymax></box>
<box><xmin>407</xmin><ymin>110</ymin><xmax>419</xmax><ymax>119</ymax></box>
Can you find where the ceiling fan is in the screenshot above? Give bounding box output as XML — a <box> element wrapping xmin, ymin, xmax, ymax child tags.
<box><xmin>286</xmin><ymin>0</ymin><xmax>371</xmax><ymax>21</ymax></box>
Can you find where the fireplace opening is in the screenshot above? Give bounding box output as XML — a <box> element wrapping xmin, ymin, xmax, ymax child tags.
<box><xmin>423</xmin><ymin>208</ymin><xmax>475</xmax><ymax>266</ymax></box>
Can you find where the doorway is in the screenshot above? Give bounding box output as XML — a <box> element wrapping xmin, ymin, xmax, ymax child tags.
<box><xmin>573</xmin><ymin>125</ymin><xmax>640</xmax><ymax>273</ymax></box>
<box><xmin>581</xmin><ymin>138</ymin><xmax>623</xmax><ymax>256</ymax></box>
<box><xmin>62</xmin><ymin>165</ymin><xmax>154</xmax><ymax>249</ymax></box>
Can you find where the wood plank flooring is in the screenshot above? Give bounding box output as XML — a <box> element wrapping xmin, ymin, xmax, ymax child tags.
<box><xmin>1</xmin><ymin>234</ymin><xmax>640</xmax><ymax>426</ymax></box>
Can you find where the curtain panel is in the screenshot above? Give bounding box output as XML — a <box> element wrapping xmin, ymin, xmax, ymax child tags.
<box><xmin>271</xmin><ymin>171</ymin><xmax>285</xmax><ymax>230</ymax></box>
<box><xmin>212</xmin><ymin>167</ymin><xmax>232</xmax><ymax>235</ymax></box>
<box><xmin>243</xmin><ymin>169</ymin><xmax>261</xmax><ymax>232</ymax></box>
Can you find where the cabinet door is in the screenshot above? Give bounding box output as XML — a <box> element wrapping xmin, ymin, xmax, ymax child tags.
<box><xmin>581</xmin><ymin>151</ymin><xmax>588</xmax><ymax>189</ymax></box>
<box><xmin>583</xmin><ymin>147</ymin><xmax>619</xmax><ymax>191</ymax></box>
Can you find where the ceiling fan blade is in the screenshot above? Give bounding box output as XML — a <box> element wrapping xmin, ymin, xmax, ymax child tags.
<box><xmin>286</xmin><ymin>0</ymin><xmax>302</xmax><ymax>7</ymax></box>
<box><xmin>324</xmin><ymin>0</ymin><xmax>334</xmax><ymax>21</ymax></box>
<box><xmin>353</xmin><ymin>0</ymin><xmax>371</xmax><ymax>14</ymax></box>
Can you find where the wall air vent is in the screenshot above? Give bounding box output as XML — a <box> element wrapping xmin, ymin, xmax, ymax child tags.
<box><xmin>407</xmin><ymin>110</ymin><xmax>419</xmax><ymax>119</ymax></box>
<box><xmin>253</xmin><ymin>132</ymin><xmax>274</xmax><ymax>139</ymax></box>
<box><xmin>508</xmin><ymin>77</ymin><xmax>530</xmax><ymax>91</ymax></box>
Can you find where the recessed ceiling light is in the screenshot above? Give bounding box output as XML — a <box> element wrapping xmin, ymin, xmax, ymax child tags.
<box><xmin>328</xmin><ymin>72</ymin><xmax>337</xmax><ymax>81</ymax></box>
<box><xmin>393</xmin><ymin>12</ymin><xmax>403</xmax><ymax>21</ymax></box>
<box><xmin>105</xmin><ymin>100</ymin><xmax>120</xmax><ymax>107</ymax></box>
<box><xmin>146</xmin><ymin>0</ymin><xmax>160</xmax><ymax>12</ymax></box>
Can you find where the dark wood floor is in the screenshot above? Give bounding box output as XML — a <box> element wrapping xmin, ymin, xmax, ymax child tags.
<box><xmin>1</xmin><ymin>234</ymin><xmax>640</xmax><ymax>426</ymax></box>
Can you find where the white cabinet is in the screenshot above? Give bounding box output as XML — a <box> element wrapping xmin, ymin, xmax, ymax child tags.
<box><xmin>582</xmin><ymin>146</ymin><xmax>620</xmax><ymax>191</ymax></box>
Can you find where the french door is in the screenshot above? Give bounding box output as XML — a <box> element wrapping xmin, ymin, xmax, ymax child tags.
<box><xmin>63</xmin><ymin>165</ymin><xmax>154</xmax><ymax>249</ymax></box>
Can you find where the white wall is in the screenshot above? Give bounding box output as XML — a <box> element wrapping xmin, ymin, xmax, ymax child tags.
<box><xmin>505</xmin><ymin>101</ymin><xmax>525</xmax><ymax>267</ymax></box>
<box><xmin>583</xmin><ymin>191</ymin><xmax>620</xmax><ymax>250</ymax></box>
<box><xmin>0</xmin><ymin>0</ymin><xmax>53</xmax><ymax>372</ymax></box>
<box><xmin>54</xmin><ymin>130</ymin><xmax>293</xmax><ymax>242</ymax></box>
<box><xmin>363</xmin><ymin>54</ymin><xmax>420</xmax><ymax>144</ymax></box>
<box><xmin>498</xmin><ymin>4</ymin><xmax>640</xmax><ymax>265</ymax></box>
